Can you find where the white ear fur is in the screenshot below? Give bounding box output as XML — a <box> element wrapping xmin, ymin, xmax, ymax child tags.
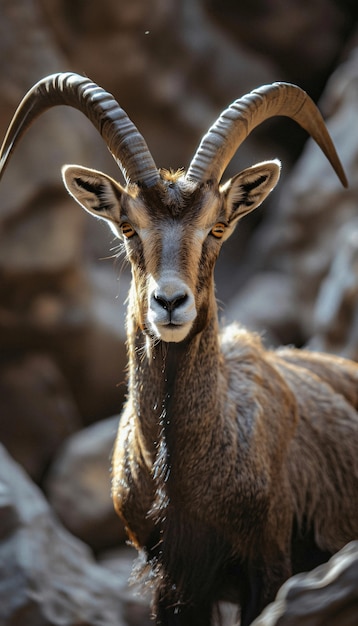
<box><xmin>221</xmin><ymin>159</ymin><xmax>281</xmax><ymax>222</ymax></box>
<box><xmin>62</xmin><ymin>164</ymin><xmax>124</xmax><ymax>223</ymax></box>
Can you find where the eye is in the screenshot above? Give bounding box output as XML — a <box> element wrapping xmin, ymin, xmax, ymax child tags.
<box><xmin>121</xmin><ymin>222</ymin><xmax>136</xmax><ymax>239</ymax></box>
<box><xmin>211</xmin><ymin>223</ymin><xmax>226</xmax><ymax>239</ymax></box>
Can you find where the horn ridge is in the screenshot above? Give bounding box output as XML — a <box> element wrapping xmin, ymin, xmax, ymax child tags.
<box><xmin>0</xmin><ymin>72</ymin><xmax>159</xmax><ymax>187</ymax></box>
<box><xmin>187</xmin><ymin>82</ymin><xmax>347</xmax><ymax>188</ymax></box>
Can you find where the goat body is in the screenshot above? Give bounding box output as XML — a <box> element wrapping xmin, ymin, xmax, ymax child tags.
<box><xmin>111</xmin><ymin>308</ymin><xmax>358</xmax><ymax>625</ymax></box>
<box><xmin>0</xmin><ymin>73</ymin><xmax>356</xmax><ymax>626</ymax></box>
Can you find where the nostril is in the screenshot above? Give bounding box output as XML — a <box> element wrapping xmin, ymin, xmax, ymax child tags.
<box><xmin>172</xmin><ymin>293</ymin><xmax>188</xmax><ymax>310</ymax></box>
<box><xmin>154</xmin><ymin>292</ymin><xmax>188</xmax><ymax>312</ymax></box>
<box><xmin>154</xmin><ymin>294</ymin><xmax>170</xmax><ymax>311</ymax></box>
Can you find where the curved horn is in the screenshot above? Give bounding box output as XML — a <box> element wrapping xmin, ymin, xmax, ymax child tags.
<box><xmin>0</xmin><ymin>72</ymin><xmax>159</xmax><ymax>188</ymax></box>
<box><xmin>187</xmin><ymin>82</ymin><xmax>347</xmax><ymax>188</ymax></box>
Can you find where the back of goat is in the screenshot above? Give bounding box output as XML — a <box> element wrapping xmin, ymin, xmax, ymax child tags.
<box><xmin>275</xmin><ymin>347</ymin><xmax>358</xmax><ymax>409</ymax></box>
<box><xmin>269</xmin><ymin>345</ymin><xmax>358</xmax><ymax>553</ymax></box>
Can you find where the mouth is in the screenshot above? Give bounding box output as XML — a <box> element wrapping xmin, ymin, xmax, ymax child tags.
<box><xmin>152</xmin><ymin>320</ymin><xmax>193</xmax><ymax>343</ymax></box>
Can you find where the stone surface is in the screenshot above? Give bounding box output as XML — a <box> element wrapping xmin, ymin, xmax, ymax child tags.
<box><xmin>223</xmin><ymin>272</ymin><xmax>301</xmax><ymax>347</ymax></box>
<box><xmin>252</xmin><ymin>542</ymin><xmax>358</xmax><ymax>626</ymax></box>
<box><xmin>0</xmin><ymin>0</ymin><xmax>128</xmax><ymax>424</ymax></box>
<box><xmin>310</xmin><ymin>220</ymin><xmax>358</xmax><ymax>360</ymax></box>
<box><xmin>0</xmin><ymin>0</ymin><xmax>100</xmax><ymax>218</ymax></box>
<box><xmin>46</xmin><ymin>416</ymin><xmax>126</xmax><ymax>550</ymax></box>
<box><xmin>237</xmin><ymin>40</ymin><xmax>358</xmax><ymax>348</ymax></box>
<box><xmin>99</xmin><ymin>546</ymin><xmax>152</xmax><ymax>626</ymax></box>
<box><xmin>204</xmin><ymin>0</ymin><xmax>356</xmax><ymax>100</ymax></box>
<box><xmin>0</xmin><ymin>443</ymin><xmax>126</xmax><ymax>626</ymax></box>
<box><xmin>0</xmin><ymin>354</ymin><xmax>80</xmax><ymax>482</ymax></box>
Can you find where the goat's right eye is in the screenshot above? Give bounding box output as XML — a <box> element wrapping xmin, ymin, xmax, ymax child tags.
<box><xmin>211</xmin><ymin>223</ymin><xmax>226</xmax><ymax>239</ymax></box>
<box><xmin>121</xmin><ymin>222</ymin><xmax>136</xmax><ymax>238</ymax></box>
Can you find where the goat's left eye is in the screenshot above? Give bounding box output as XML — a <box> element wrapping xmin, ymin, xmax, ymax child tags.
<box><xmin>211</xmin><ymin>223</ymin><xmax>226</xmax><ymax>239</ymax></box>
<box><xmin>121</xmin><ymin>222</ymin><xmax>136</xmax><ymax>238</ymax></box>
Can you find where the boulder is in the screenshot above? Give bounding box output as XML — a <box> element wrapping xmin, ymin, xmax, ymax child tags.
<box><xmin>0</xmin><ymin>0</ymin><xmax>128</xmax><ymax>424</ymax></box>
<box><xmin>0</xmin><ymin>443</ymin><xmax>126</xmax><ymax>626</ymax></box>
<box><xmin>233</xmin><ymin>42</ymin><xmax>358</xmax><ymax>347</ymax></box>
<box><xmin>0</xmin><ymin>0</ymin><xmax>101</xmax><ymax>219</ymax></box>
<box><xmin>45</xmin><ymin>415</ymin><xmax>126</xmax><ymax>550</ymax></box>
<box><xmin>222</xmin><ymin>272</ymin><xmax>301</xmax><ymax>347</ymax></box>
<box><xmin>310</xmin><ymin>220</ymin><xmax>358</xmax><ymax>360</ymax></box>
<box><xmin>204</xmin><ymin>0</ymin><xmax>353</xmax><ymax>100</ymax></box>
<box><xmin>0</xmin><ymin>353</ymin><xmax>80</xmax><ymax>482</ymax></box>
<box><xmin>99</xmin><ymin>546</ymin><xmax>152</xmax><ymax>626</ymax></box>
<box><xmin>252</xmin><ymin>541</ymin><xmax>358</xmax><ymax>626</ymax></box>
<box><xmin>0</xmin><ymin>193</ymin><xmax>128</xmax><ymax>423</ymax></box>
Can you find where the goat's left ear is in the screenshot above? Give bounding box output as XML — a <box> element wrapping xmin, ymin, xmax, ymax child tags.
<box><xmin>62</xmin><ymin>164</ymin><xmax>124</xmax><ymax>223</ymax></box>
<box><xmin>221</xmin><ymin>159</ymin><xmax>281</xmax><ymax>223</ymax></box>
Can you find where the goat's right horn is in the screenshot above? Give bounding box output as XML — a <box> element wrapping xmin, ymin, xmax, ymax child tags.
<box><xmin>187</xmin><ymin>82</ymin><xmax>348</xmax><ymax>188</ymax></box>
<box><xmin>0</xmin><ymin>72</ymin><xmax>159</xmax><ymax>188</ymax></box>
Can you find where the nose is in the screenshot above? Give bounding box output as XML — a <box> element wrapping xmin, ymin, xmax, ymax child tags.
<box><xmin>153</xmin><ymin>291</ymin><xmax>188</xmax><ymax>313</ymax></box>
<box><xmin>147</xmin><ymin>275</ymin><xmax>196</xmax><ymax>341</ymax></box>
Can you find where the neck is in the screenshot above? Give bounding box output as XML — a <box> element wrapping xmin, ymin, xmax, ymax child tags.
<box><xmin>126</xmin><ymin>294</ymin><xmax>223</xmax><ymax>496</ymax></box>
<box><xmin>125</xmin><ymin>294</ymin><xmax>232</xmax><ymax>604</ymax></box>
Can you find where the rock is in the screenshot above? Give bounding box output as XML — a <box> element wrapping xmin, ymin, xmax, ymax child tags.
<box><xmin>45</xmin><ymin>415</ymin><xmax>126</xmax><ymax>550</ymax></box>
<box><xmin>0</xmin><ymin>261</ymin><xmax>127</xmax><ymax>424</ymax></box>
<box><xmin>204</xmin><ymin>0</ymin><xmax>352</xmax><ymax>100</ymax></box>
<box><xmin>0</xmin><ymin>0</ymin><xmax>129</xmax><ymax>424</ymax></box>
<box><xmin>309</xmin><ymin>220</ymin><xmax>358</xmax><ymax>360</ymax></box>
<box><xmin>252</xmin><ymin>541</ymin><xmax>358</xmax><ymax>626</ymax></box>
<box><xmin>0</xmin><ymin>354</ymin><xmax>81</xmax><ymax>482</ymax></box>
<box><xmin>0</xmin><ymin>195</ymin><xmax>85</xmax><ymax>274</ymax></box>
<box><xmin>0</xmin><ymin>443</ymin><xmax>126</xmax><ymax>626</ymax></box>
<box><xmin>223</xmin><ymin>272</ymin><xmax>301</xmax><ymax>347</ymax></box>
<box><xmin>240</xmin><ymin>41</ymin><xmax>358</xmax><ymax>345</ymax></box>
<box><xmin>0</xmin><ymin>0</ymin><xmax>101</xmax><ymax>220</ymax></box>
<box><xmin>77</xmin><ymin>262</ymin><xmax>129</xmax><ymax>421</ymax></box>
<box><xmin>0</xmin><ymin>195</ymin><xmax>128</xmax><ymax>423</ymax></box>
<box><xmin>99</xmin><ymin>546</ymin><xmax>152</xmax><ymax>626</ymax></box>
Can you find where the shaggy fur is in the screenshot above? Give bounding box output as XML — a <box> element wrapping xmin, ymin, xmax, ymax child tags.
<box><xmin>111</xmin><ymin>306</ymin><xmax>358</xmax><ymax>626</ymax></box>
<box><xmin>61</xmin><ymin>164</ymin><xmax>358</xmax><ymax>626</ymax></box>
<box><xmin>0</xmin><ymin>72</ymin><xmax>354</xmax><ymax>626</ymax></box>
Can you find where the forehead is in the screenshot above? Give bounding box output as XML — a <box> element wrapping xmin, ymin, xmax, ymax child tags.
<box><xmin>123</xmin><ymin>175</ymin><xmax>221</xmax><ymax>231</ymax></box>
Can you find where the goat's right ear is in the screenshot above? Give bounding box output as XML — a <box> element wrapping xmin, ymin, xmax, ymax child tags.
<box><xmin>62</xmin><ymin>165</ymin><xmax>124</xmax><ymax>223</ymax></box>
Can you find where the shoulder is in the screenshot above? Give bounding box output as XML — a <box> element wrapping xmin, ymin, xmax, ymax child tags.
<box><xmin>219</xmin><ymin>323</ymin><xmax>264</xmax><ymax>362</ymax></box>
<box><xmin>219</xmin><ymin>322</ymin><xmax>292</xmax><ymax>400</ymax></box>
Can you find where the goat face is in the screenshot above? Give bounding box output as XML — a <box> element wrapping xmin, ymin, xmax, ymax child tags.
<box><xmin>62</xmin><ymin>160</ymin><xmax>281</xmax><ymax>342</ymax></box>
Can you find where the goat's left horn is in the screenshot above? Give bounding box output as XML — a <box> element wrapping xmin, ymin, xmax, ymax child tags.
<box><xmin>0</xmin><ymin>72</ymin><xmax>159</xmax><ymax>188</ymax></box>
<box><xmin>187</xmin><ymin>82</ymin><xmax>347</xmax><ymax>188</ymax></box>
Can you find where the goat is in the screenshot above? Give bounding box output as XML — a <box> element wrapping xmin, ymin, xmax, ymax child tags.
<box><xmin>0</xmin><ymin>73</ymin><xmax>357</xmax><ymax>626</ymax></box>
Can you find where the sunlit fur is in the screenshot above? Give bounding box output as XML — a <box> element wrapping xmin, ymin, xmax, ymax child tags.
<box><xmin>0</xmin><ymin>71</ymin><xmax>352</xmax><ymax>626</ymax></box>
<box><xmin>62</xmin><ymin>164</ymin><xmax>358</xmax><ymax>626</ymax></box>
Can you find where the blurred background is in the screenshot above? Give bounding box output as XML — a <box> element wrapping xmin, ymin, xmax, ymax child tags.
<box><xmin>0</xmin><ymin>1</ymin><xmax>358</xmax><ymax>624</ymax></box>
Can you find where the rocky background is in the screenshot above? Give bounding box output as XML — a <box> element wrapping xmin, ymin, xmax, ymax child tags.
<box><xmin>0</xmin><ymin>0</ymin><xmax>358</xmax><ymax>624</ymax></box>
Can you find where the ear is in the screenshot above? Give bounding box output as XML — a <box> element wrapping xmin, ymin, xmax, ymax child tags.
<box><xmin>62</xmin><ymin>165</ymin><xmax>125</xmax><ymax>224</ymax></box>
<box><xmin>221</xmin><ymin>159</ymin><xmax>281</xmax><ymax>223</ymax></box>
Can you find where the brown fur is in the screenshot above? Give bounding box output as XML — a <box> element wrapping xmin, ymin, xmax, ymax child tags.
<box><xmin>112</xmin><ymin>297</ymin><xmax>358</xmax><ymax>625</ymax></box>
<box><xmin>61</xmin><ymin>164</ymin><xmax>358</xmax><ymax>626</ymax></box>
<box><xmin>0</xmin><ymin>73</ymin><xmax>354</xmax><ymax>626</ymax></box>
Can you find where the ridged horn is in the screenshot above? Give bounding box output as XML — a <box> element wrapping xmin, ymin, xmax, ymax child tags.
<box><xmin>0</xmin><ymin>72</ymin><xmax>159</xmax><ymax>188</ymax></box>
<box><xmin>187</xmin><ymin>82</ymin><xmax>347</xmax><ymax>188</ymax></box>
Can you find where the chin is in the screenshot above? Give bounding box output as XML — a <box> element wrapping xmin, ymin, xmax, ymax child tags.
<box><xmin>155</xmin><ymin>323</ymin><xmax>193</xmax><ymax>343</ymax></box>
